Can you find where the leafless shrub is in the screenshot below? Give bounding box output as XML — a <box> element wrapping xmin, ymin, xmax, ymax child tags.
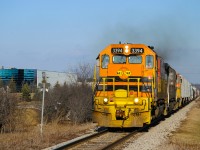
<box><xmin>0</xmin><ymin>89</ymin><xmax>18</xmax><ymax>133</ymax></box>
<box><xmin>67</xmin><ymin>83</ymin><xmax>92</xmax><ymax>124</ymax></box>
<box><xmin>44</xmin><ymin>82</ymin><xmax>71</xmax><ymax>122</ymax></box>
<box><xmin>32</xmin><ymin>88</ymin><xmax>42</xmax><ymax>101</ymax></box>
<box><xmin>43</xmin><ymin>83</ymin><xmax>93</xmax><ymax>124</ymax></box>
<box><xmin>43</xmin><ymin>63</ymin><xmax>93</xmax><ymax>124</ymax></box>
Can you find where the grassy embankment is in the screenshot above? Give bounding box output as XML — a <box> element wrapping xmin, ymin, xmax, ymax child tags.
<box><xmin>0</xmin><ymin>122</ymin><xmax>96</xmax><ymax>150</ymax></box>
<box><xmin>0</xmin><ymin>100</ymin><xmax>96</xmax><ymax>150</ymax></box>
<box><xmin>166</xmin><ymin>98</ymin><xmax>200</xmax><ymax>149</ymax></box>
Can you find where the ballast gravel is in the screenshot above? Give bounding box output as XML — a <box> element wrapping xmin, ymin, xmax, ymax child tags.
<box><xmin>123</xmin><ymin>101</ymin><xmax>196</xmax><ymax>150</ymax></box>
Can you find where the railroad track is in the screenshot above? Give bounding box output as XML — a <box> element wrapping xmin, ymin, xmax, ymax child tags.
<box><xmin>67</xmin><ymin>131</ymin><xmax>130</xmax><ymax>150</ymax></box>
<box><xmin>51</xmin><ymin>125</ymin><xmax>150</xmax><ymax>150</ymax></box>
<box><xmin>48</xmin><ymin>103</ymin><xmax>190</xmax><ymax>150</ymax></box>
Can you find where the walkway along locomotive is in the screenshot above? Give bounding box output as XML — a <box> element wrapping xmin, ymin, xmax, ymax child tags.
<box><xmin>92</xmin><ymin>43</ymin><xmax>197</xmax><ymax>128</ymax></box>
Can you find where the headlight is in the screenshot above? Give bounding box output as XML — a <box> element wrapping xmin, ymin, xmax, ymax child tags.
<box><xmin>103</xmin><ymin>98</ymin><xmax>108</xmax><ymax>103</ymax></box>
<box><xmin>125</xmin><ymin>45</ymin><xmax>129</xmax><ymax>53</ymax></box>
<box><xmin>134</xmin><ymin>98</ymin><xmax>139</xmax><ymax>103</ymax></box>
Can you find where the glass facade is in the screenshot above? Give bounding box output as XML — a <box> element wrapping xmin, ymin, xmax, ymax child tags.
<box><xmin>0</xmin><ymin>69</ymin><xmax>37</xmax><ymax>91</ymax></box>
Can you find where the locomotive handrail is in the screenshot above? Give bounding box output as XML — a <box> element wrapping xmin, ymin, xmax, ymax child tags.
<box><xmin>127</xmin><ymin>78</ymin><xmax>141</xmax><ymax>97</ymax></box>
<box><xmin>99</xmin><ymin>77</ymin><xmax>153</xmax><ymax>98</ymax></box>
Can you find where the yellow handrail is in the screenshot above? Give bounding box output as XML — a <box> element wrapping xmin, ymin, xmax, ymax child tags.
<box><xmin>92</xmin><ymin>65</ymin><xmax>96</xmax><ymax>92</ymax></box>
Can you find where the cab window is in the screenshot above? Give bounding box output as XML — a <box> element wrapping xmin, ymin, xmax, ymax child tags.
<box><xmin>146</xmin><ymin>55</ymin><xmax>153</xmax><ymax>68</ymax></box>
<box><xmin>102</xmin><ymin>54</ymin><xmax>109</xmax><ymax>69</ymax></box>
<box><xmin>129</xmin><ymin>55</ymin><xmax>142</xmax><ymax>64</ymax></box>
<box><xmin>113</xmin><ymin>55</ymin><xmax>126</xmax><ymax>64</ymax></box>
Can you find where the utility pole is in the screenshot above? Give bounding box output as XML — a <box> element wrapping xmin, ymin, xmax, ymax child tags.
<box><xmin>40</xmin><ymin>72</ymin><xmax>46</xmax><ymax>137</ymax></box>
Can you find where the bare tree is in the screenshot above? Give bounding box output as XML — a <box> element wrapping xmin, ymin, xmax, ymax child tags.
<box><xmin>67</xmin><ymin>63</ymin><xmax>93</xmax><ymax>123</ymax></box>
<box><xmin>74</xmin><ymin>63</ymin><xmax>93</xmax><ymax>83</ymax></box>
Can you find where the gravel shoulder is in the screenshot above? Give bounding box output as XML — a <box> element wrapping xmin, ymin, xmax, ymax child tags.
<box><xmin>157</xmin><ymin>98</ymin><xmax>200</xmax><ymax>150</ymax></box>
<box><xmin>122</xmin><ymin>98</ymin><xmax>200</xmax><ymax>150</ymax></box>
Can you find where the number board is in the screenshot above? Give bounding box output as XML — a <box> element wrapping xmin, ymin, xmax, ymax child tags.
<box><xmin>131</xmin><ymin>48</ymin><xmax>144</xmax><ymax>54</ymax></box>
<box><xmin>111</xmin><ymin>48</ymin><xmax>123</xmax><ymax>54</ymax></box>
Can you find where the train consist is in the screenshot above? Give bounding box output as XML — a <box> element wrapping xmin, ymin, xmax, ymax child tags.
<box><xmin>92</xmin><ymin>43</ymin><xmax>199</xmax><ymax>128</ymax></box>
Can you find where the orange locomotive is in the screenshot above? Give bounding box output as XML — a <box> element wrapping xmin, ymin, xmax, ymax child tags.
<box><xmin>92</xmin><ymin>43</ymin><xmax>178</xmax><ymax>128</ymax></box>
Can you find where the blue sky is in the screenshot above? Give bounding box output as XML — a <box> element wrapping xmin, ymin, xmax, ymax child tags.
<box><xmin>1</xmin><ymin>0</ymin><xmax>200</xmax><ymax>83</ymax></box>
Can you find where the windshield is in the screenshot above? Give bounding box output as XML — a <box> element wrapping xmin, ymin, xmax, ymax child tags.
<box><xmin>113</xmin><ymin>55</ymin><xmax>126</xmax><ymax>64</ymax></box>
<box><xmin>146</xmin><ymin>55</ymin><xmax>153</xmax><ymax>68</ymax></box>
<box><xmin>102</xmin><ymin>54</ymin><xmax>109</xmax><ymax>69</ymax></box>
<box><xmin>129</xmin><ymin>55</ymin><xmax>142</xmax><ymax>64</ymax></box>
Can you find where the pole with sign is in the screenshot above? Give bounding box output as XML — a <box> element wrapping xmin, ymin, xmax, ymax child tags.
<box><xmin>40</xmin><ymin>72</ymin><xmax>46</xmax><ymax>136</ymax></box>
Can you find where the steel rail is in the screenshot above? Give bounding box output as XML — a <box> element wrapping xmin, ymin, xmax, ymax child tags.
<box><xmin>101</xmin><ymin>118</ymin><xmax>160</xmax><ymax>150</ymax></box>
<box><xmin>53</xmin><ymin>128</ymin><xmax>108</xmax><ymax>150</ymax></box>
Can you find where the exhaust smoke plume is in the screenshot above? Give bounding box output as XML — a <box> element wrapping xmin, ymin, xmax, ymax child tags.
<box><xmin>94</xmin><ymin>17</ymin><xmax>200</xmax><ymax>83</ymax></box>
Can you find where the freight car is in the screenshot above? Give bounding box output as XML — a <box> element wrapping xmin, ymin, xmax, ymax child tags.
<box><xmin>192</xmin><ymin>86</ymin><xmax>199</xmax><ymax>99</ymax></box>
<box><xmin>92</xmin><ymin>43</ymin><xmax>197</xmax><ymax>128</ymax></box>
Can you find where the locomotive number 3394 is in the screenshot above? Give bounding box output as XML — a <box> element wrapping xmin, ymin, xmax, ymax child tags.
<box><xmin>111</xmin><ymin>48</ymin><xmax>123</xmax><ymax>54</ymax></box>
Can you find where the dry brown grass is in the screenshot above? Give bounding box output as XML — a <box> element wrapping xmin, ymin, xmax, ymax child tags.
<box><xmin>163</xmin><ymin>98</ymin><xmax>200</xmax><ymax>150</ymax></box>
<box><xmin>0</xmin><ymin>122</ymin><xmax>96</xmax><ymax>150</ymax></box>
<box><xmin>163</xmin><ymin>143</ymin><xmax>200</xmax><ymax>150</ymax></box>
